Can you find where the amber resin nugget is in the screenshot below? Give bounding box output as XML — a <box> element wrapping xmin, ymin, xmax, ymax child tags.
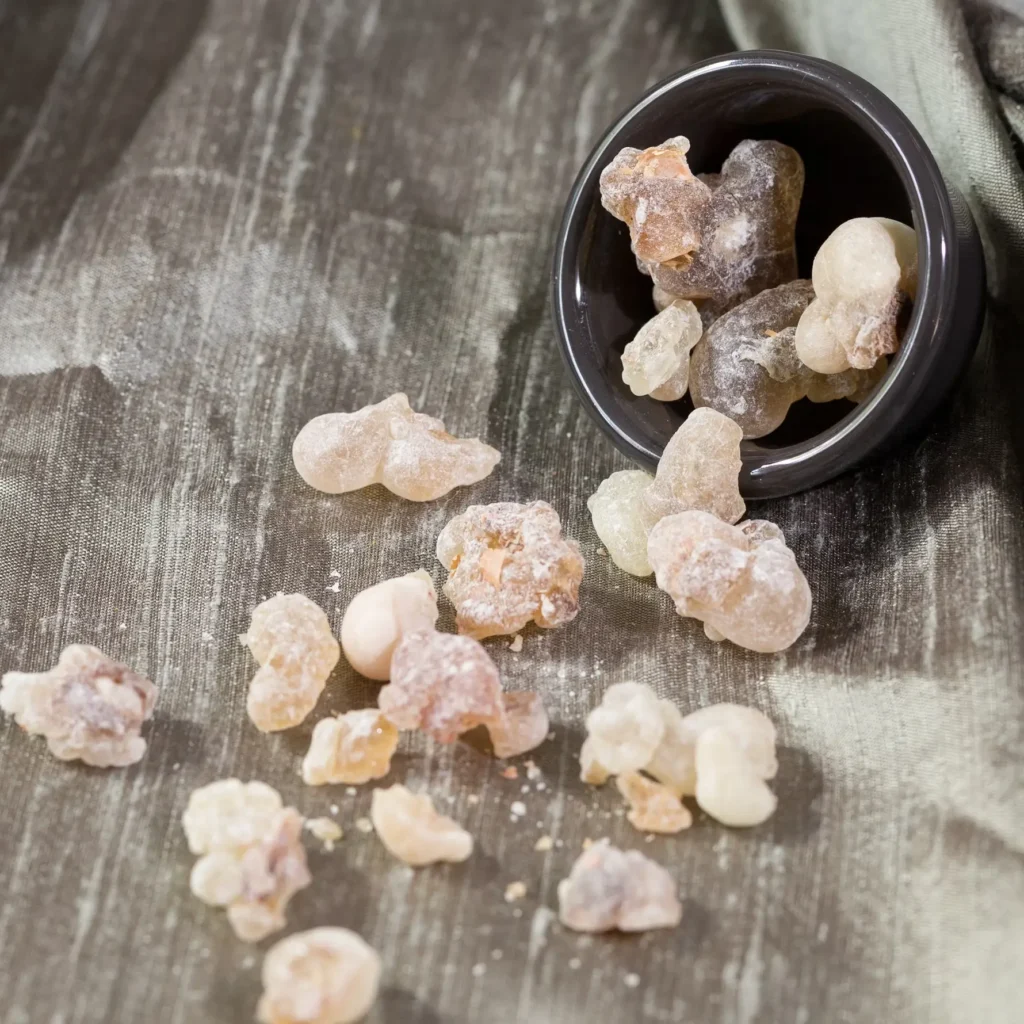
<box><xmin>182</xmin><ymin>779</ymin><xmax>311</xmax><ymax>942</ymax></box>
<box><xmin>436</xmin><ymin>500</ymin><xmax>584</xmax><ymax>639</ymax></box>
<box><xmin>293</xmin><ymin>393</ymin><xmax>500</xmax><ymax>501</ymax></box>
<box><xmin>370</xmin><ymin>784</ymin><xmax>473</xmax><ymax>866</ymax></box>
<box><xmin>257</xmin><ymin>927</ymin><xmax>381</xmax><ymax>1024</ymax></box>
<box><xmin>302</xmin><ymin>709</ymin><xmax>398</xmax><ymax>786</ymax></box>
<box><xmin>0</xmin><ymin>644</ymin><xmax>157</xmax><ymax>767</ymax></box>
<box><xmin>241</xmin><ymin>594</ymin><xmax>340</xmax><ymax>732</ymax></box>
<box><xmin>648</xmin><ymin>511</ymin><xmax>811</xmax><ymax>652</ymax></box>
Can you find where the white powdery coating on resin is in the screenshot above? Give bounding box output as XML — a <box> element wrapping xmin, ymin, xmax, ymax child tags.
<box><xmin>292</xmin><ymin>392</ymin><xmax>500</xmax><ymax>501</ymax></box>
<box><xmin>557</xmin><ymin>841</ymin><xmax>682</xmax><ymax>933</ymax></box>
<box><xmin>241</xmin><ymin>594</ymin><xmax>340</xmax><ymax>732</ymax></box>
<box><xmin>370</xmin><ymin>784</ymin><xmax>473</xmax><ymax>866</ymax></box>
<box><xmin>340</xmin><ymin>569</ymin><xmax>438</xmax><ymax>680</ymax></box>
<box><xmin>257</xmin><ymin>927</ymin><xmax>382</xmax><ymax>1024</ymax></box>
<box><xmin>642</xmin><ymin>408</ymin><xmax>745</xmax><ymax>526</ymax></box>
<box><xmin>795</xmin><ymin>217</ymin><xmax>917</xmax><ymax>373</ymax></box>
<box><xmin>0</xmin><ymin>644</ymin><xmax>158</xmax><ymax>767</ymax></box>
<box><xmin>587</xmin><ymin>470</ymin><xmax>656</xmax><ymax>577</ymax></box>
<box><xmin>647</xmin><ymin>510</ymin><xmax>812</xmax><ymax>653</ymax></box>
<box><xmin>621</xmin><ymin>300</ymin><xmax>703</xmax><ymax>401</ymax></box>
<box><xmin>436</xmin><ymin>501</ymin><xmax>584</xmax><ymax>640</ymax></box>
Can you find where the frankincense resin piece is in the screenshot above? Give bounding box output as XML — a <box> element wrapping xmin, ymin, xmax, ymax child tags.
<box><xmin>557</xmin><ymin>841</ymin><xmax>682</xmax><ymax>933</ymax></box>
<box><xmin>487</xmin><ymin>691</ymin><xmax>549</xmax><ymax>759</ymax></box>
<box><xmin>182</xmin><ymin>779</ymin><xmax>311</xmax><ymax>942</ymax></box>
<box><xmin>695</xmin><ymin>727</ymin><xmax>778</xmax><ymax>827</ymax></box>
<box><xmin>0</xmin><ymin>644</ymin><xmax>157</xmax><ymax>767</ymax></box>
<box><xmin>795</xmin><ymin>217</ymin><xmax>917</xmax><ymax>373</ymax></box>
<box><xmin>257</xmin><ymin>927</ymin><xmax>381</xmax><ymax>1024</ymax></box>
<box><xmin>648</xmin><ymin>510</ymin><xmax>811</xmax><ymax>652</ymax></box>
<box><xmin>292</xmin><ymin>393</ymin><xmax>500</xmax><ymax>501</ymax></box>
<box><xmin>436</xmin><ymin>501</ymin><xmax>584</xmax><ymax>639</ymax></box>
<box><xmin>302</xmin><ymin>709</ymin><xmax>398</xmax><ymax>786</ymax></box>
<box><xmin>643</xmin><ymin>408</ymin><xmax>745</xmax><ymax>525</ymax></box>
<box><xmin>621</xmin><ymin>300</ymin><xmax>703</xmax><ymax>401</ymax></box>
<box><xmin>599</xmin><ymin>136</ymin><xmax>713</xmax><ymax>264</ymax></box>
<box><xmin>241</xmin><ymin>594</ymin><xmax>340</xmax><ymax>732</ymax></box>
<box><xmin>370</xmin><ymin>784</ymin><xmax>473</xmax><ymax>866</ymax></box>
<box><xmin>587</xmin><ymin>470</ymin><xmax>656</xmax><ymax>577</ymax></box>
<box><xmin>340</xmin><ymin>569</ymin><xmax>438</xmax><ymax>680</ymax></box>
<box><xmin>643</xmin><ymin>139</ymin><xmax>804</xmax><ymax>316</ymax></box>
<box><xmin>616</xmin><ymin>771</ymin><xmax>692</xmax><ymax>833</ymax></box>
<box><xmin>380</xmin><ymin>630</ymin><xmax>504</xmax><ymax>742</ymax></box>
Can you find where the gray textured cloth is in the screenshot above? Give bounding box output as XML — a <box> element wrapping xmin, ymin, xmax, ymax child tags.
<box><xmin>0</xmin><ymin>2</ymin><xmax>1021</xmax><ymax>1023</ymax></box>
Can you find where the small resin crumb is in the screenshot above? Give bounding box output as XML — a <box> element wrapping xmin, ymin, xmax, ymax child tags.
<box><xmin>569</xmin><ymin>957</ymin><xmax>582</xmax><ymax>970</ymax></box>
<box><xmin>624</xmin><ymin>973</ymin><xmax>641</xmax><ymax>989</ymax></box>
<box><xmin>642</xmin><ymin>408</ymin><xmax>745</xmax><ymax>526</ymax></box>
<box><xmin>355</xmin><ymin>817</ymin><xmax>373</xmax><ymax>834</ymax></box>
<box><xmin>501</xmin><ymin>765</ymin><xmax>519</xmax><ymax>780</ymax></box>
<box><xmin>796</xmin><ymin>217</ymin><xmax>917</xmax><ymax>373</ymax></box>
<box><xmin>436</xmin><ymin>501</ymin><xmax>584</xmax><ymax>639</ymax></box>
<box><xmin>0</xmin><ymin>644</ymin><xmax>157</xmax><ymax>767</ymax></box>
<box><xmin>525</xmin><ymin>760</ymin><xmax>542</xmax><ymax>780</ymax></box>
<box><xmin>616</xmin><ymin>771</ymin><xmax>693</xmax><ymax>833</ymax></box>
<box><xmin>621</xmin><ymin>301</ymin><xmax>703</xmax><ymax>401</ymax></box>
<box><xmin>504</xmin><ymin>881</ymin><xmax>527</xmax><ymax>902</ymax></box>
<box><xmin>370</xmin><ymin>784</ymin><xmax>473</xmax><ymax>866</ymax></box>
<box><xmin>471</xmin><ymin>963</ymin><xmax>486</xmax><ymax>978</ymax></box>
<box><xmin>380</xmin><ymin>630</ymin><xmax>504</xmax><ymax>742</ymax></box>
<box><xmin>487</xmin><ymin>691</ymin><xmax>549</xmax><ymax>759</ymax></box>
<box><xmin>302</xmin><ymin>709</ymin><xmax>398</xmax><ymax>786</ymax></box>
<box><xmin>340</xmin><ymin>570</ymin><xmax>438</xmax><ymax>680</ymax></box>
<box><xmin>182</xmin><ymin>779</ymin><xmax>310</xmax><ymax>942</ymax></box>
<box><xmin>510</xmin><ymin>800</ymin><xmax>526</xmax><ymax>817</ymax></box>
<box><xmin>467</xmin><ymin>794</ymin><xmax>480</xmax><ymax>805</ymax></box>
<box><xmin>257</xmin><ymin>927</ymin><xmax>381</xmax><ymax>1024</ymax></box>
<box><xmin>587</xmin><ymin>470</ymin><xmax>656</xmax><ymax>577</ymax></box>
<box><xmin>509</xmin><ymin>634</ymin><xmax>524</xmax><ymax>653</ymax></box>
<box><xmin>695</xmin><ymin>727</ymin><xmax>777</xmax><ymax>827</ymax></box>
<box><xmin>306</xmin><ymin>817</ymin><xmax>343</xmax><ymax>851</ymax></box>
<box><xmin>534</xmin><ymin>835</ymin><xmax>553</xmax><ymax>852</ymax></box>
<box><xmin>241</xmin><ymin>594</ymin><xmax>340</xmax><ymax>732</ymax></box>
<box><xmin>648</xmin><ymin>510</ymin><xmax>811</xmax><ymax>652</ymax></box>
<box><xmin>292</xmin><ymin>392</ymin><xmax>500</xmax><ymax>501</ymax></box>
<box><xmin>557</xmin><ymin>841</ymin><xmax>682</xmax><ymax>933</ymax></box>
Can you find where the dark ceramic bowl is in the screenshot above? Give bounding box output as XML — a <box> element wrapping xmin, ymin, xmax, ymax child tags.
<box><xmin>552</xmin><ymin>50</ymin><xmax>986</xmax><ymax>498</ymax></box>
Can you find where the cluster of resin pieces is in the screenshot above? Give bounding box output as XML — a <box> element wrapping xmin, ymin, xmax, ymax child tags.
<box><xmin>292</xmin><ymin>392</ymin><xmax>500</xmax><ymax>501</ymax></box>
<box><xmin>241</xmin><ymin>594</ymin><xmax>341</xmax><ymax>732</ymax></box>
<box><xmin>436</xmin><ymin>500</ymin><xmax>584</xmax><ymax>639</ymax></box>
<box><xmin>557</xmin><ymin>840</ymin><xmax>682</xmax><ymax>933</ymax></box>
<box><xmin>182</xmin><ymin>780</ymin><xmax>312</xmax><ymax>942</ymax></box>
<box><xmin>0</xmin><ymin>645</ymin><xmax>158</xmax><ymax>767</ymax></box>
<box><xmin>581</xmin><ymin>682</ymin><xmax>779</xmax><ymax>829</ymax></box>
<box><xmin>257</xmin><ymin>927</ymin><xmax>381</xmax><ymax>1024</ymax></box>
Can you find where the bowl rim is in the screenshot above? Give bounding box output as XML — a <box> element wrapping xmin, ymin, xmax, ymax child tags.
<box><xmin>551</xmin><ymin>48</ymin><xmax>959</xmax><ymax>494</ymax></box>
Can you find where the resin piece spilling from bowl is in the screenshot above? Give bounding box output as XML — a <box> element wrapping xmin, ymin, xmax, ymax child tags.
<box><xmin>370</xmin><ymin>784</ymin><xmax>473</xmax><ymax>866</ymax></box>
<box><xmin>621</xmin><ymin>300</ymin><xmax>703</xmax><ymax>401</ymax></box>
<box><xmin>340</xmin><ymin>569</ymin><xmax>438</xmax><ymax>680</ymax></box>
<box><xmin>436</xmin><ymin>501</ymin><xmax>584</xmax><ymax>639</ymax></box>
<box><xmin>647</xmin><ymin>511</ymin><xmax>812</xmax><ymax>652</ymax></box>
<box><xmin>241</xmin><ymin>594</ymin><xmax>340</xmax><ymax>732</ymax></box>
<box><xmin>182</xmin><ymin>779</ymin><xmax>311</xmax><ymax>942</ymax></box>
<box><xmin>557</xmin><ymin>841</ymin><xmax>682</xmax><ymax>933</ymax></box>
<box><xmin>302</xmin><ymin>709</ymin><xmax>399</xmax><ymax>786</ymax></box>
<box><xmin>642</xmin><ymin>139</ymin><xmax>804</xmax><ymax>317</ymax></box>
<box><xmin>642</xmin><ymin>408</ymin><xmax>745</xmax><ymax>525</ymax></box>
<box><xmin>795</xmin><ymin>217</ymin><xmax>918</xmax><ymax>373</ymax></box>
<box><xmin>587</xmin><ymin>470</ymin><xmax>656</xmax><ymax>577</ymax></box>
<box><xmin>615</xmin><ymin>771</ymin><xmax>692</xmax><ymax>833</ymax></box>
<box><xmin>292</xmin><ymin>393</ymin><xmax>500</xmax><ymax>501</ymax></box>
<box><xmin>257</xmin><ymin>927</ymin><xmax>382</xmax><ymax>1024</ymax></box>
<box><xmin>0</xmin><ymin>644</ymin><xmax>158</xmax><ymax>767</ymax></box>
<box><xmin>599</xmin><ymin>136</ymin><xmax>713</xmax><ymax>265</ymax></box>
<box><xmin>695</xmin><ymin>727</ymin><xmax>778</xmax><ymax>827</ymax></box>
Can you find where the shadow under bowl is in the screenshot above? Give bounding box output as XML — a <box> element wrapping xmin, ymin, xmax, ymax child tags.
<box><xmin>552</xmin><ymin>50</ymin><xmax>986</xmax><ymax>498</ymax></box>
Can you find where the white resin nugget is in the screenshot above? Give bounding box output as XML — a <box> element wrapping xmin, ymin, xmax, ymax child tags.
<box><xmin>621</xmin><ymin>300</ymin><xmax>703</xmax><ymax>401</ymax></box>
<box><xmin>293</xmin><ymin>392</ymin><xmax>500</xmax><ymax>501</ymax></box>
<box><xmin>587</xmin><ymin>470</ymin><xmax>656</xmax><ymax>577</ymax></box>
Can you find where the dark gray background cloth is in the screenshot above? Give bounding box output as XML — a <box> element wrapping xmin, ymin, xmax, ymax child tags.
<box><xmin>0</xmin><ymin>2</ymin><xmax>1021</xmax><ymax>1023</ymax></box>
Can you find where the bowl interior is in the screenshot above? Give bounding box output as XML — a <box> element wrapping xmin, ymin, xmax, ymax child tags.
<box><xmin>568</xmin><ymin>70</ymin><xmax>916</xmax><ymax>465</ymax></box>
